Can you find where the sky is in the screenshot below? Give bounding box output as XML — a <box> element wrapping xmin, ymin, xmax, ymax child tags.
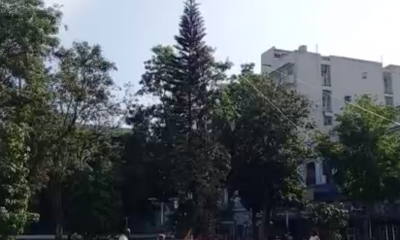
<box><xmin>43</xmin><ymin>0</ymin><xmax>400</xmax><ymax>96</ymax></box>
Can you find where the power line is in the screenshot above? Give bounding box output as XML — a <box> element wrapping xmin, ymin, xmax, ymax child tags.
<box><xmin>239</xmin><ymin>75</ymin><xmax>314</xmax><ymax>144</ymax></box>
<box><xmin>262</xmin><ymin>64</ymin><xmax>400</xmax><ymax>126</ymax></box>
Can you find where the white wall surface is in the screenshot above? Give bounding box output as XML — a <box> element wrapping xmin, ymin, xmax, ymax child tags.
<box><xmin>261</xmin><ymin>45</ymin><xmax>400</xmax><ymax>185</ymax></box>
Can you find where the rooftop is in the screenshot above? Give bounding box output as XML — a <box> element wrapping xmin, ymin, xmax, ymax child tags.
<box><xmin>265</xmin><ymin>45</ymin><xmax>395</xmax><ymax>67</ymax></box>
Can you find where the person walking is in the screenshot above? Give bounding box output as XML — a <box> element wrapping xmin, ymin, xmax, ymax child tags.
<box><xmin>309</xmin><ymin>230</ymin><xmax>320</xmax><ymax>240</ymax></box>
<box><xmin>158</xmin><ymin>233</ymin><xmax>166</xmax><ymax>240</ymax></box>
<box><xmin>285</xmin><ymin>232</ymin><xmax>293</xmax><ymax>240</ymax></box>
<box><xmin>119</xmin><ymin>228</ymin><xmax>131</xmax><ymax>240</ymax></box>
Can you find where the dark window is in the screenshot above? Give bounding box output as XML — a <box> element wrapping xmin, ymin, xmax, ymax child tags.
<box><xmin>306</xmin><ymin>162</ymin><xmax>316</xmax><ymax>186</ymax></box>
<box><xmin>384</xmin><ymin>72</ymin><xmax>393</xmax><ymax>94</ymax></box>
<box><xmin>274</xmin><ymin>53</ymin><xmax>281</xmax><ymax>58</ymax></box>
<box><xmin>362</xmin><ymin>72</ymin><xmax>367</xmax><ymax>79</ymax></box>
<box><xmin>344</xmin><ymin>95</ymin><xmax>351</xmax><ymax>102</ymax></box>
<box><xmin>323</xmin><ymin>90</ymin><xmax>332</xmax><ymax>112</ymax></box>
<box><xmin>324</xmin><ymin>116</ymin><xmax>333</xmax><ymax>126</ymax></box>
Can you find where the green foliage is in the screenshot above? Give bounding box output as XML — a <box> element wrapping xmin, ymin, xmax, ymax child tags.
<box><xmin>302</xmin><ymin>202</ymin><xmax>349</xmax><ymax>240</ymax></box>
<box><xmin>64</xmin><ymin>133</ymin><xmax>123</xmax><ymax>237</ymax></box>
<box><xmin>0</xmin><ymin>122</ymin><xmax>39</xmax><ymax>238</ymax></box>
<box><xmin>0</xmin><ymin>0</ymin><xmax>61</xmax><ymax>115</ymax></box>
<box><xmin>0</xmin><ymin>0</ymin><xmax>61</xmax><ymax>57</ymax></box>
<box><xmin>120</xmin><ymin>107</ymin><xmax>175</xmax><ymax>231</ymax></box>
<box><xmin>217</xmin><ymin>66</ymin><xmax>312</xmax><ymax>238</ymax></box>
<box><xmin>5</xmin><ymin>0</ymin><xmax>394</xmax><ymax>238</ymax></box>
<box><xmin>31</xmin><ymin>41</ymin><xmax>122</xmax><ymax>239</ymax></box>
<box><xmin>317</xmin><ymin>95</ymin><xmax>400</xmax><ymax>204</ymax></box>
<box><xmin>133</xmin><ymin>0</ymin><xmax>232</xmax><ymax>235</ymax></box>
<box><xmin>0</xmin><ymin>0</ymin><xmax>62</xmax><ymax>236</ymax></box>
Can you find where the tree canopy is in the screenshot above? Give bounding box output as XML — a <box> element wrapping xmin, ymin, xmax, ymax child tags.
<box><xmin>217</xmin><ymin>64</ymin><xmax>313</xmax><ymax>239</ymax></box>
<box><xmin>317</xmin><ymin>95</ymin><xmax>400</xmax><ymax>205</ymax></box>
<box><xmin>2</xmin><ymin>0</ymin><xmax>398</xmax><ymax>239</ymax></box>
<box><xmin>133</xmin><ymin>0</ymin><xmax>232</xmax><ymax>235</ymax></box>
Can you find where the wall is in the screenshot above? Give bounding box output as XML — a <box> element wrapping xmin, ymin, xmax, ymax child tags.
<box><xmin>330</xmin><ymin>56</ymin><xmax>385</xmax><ymax>115</ymax></box>
<box><xmin>260</xmin><ymin>46</ymin><xmax>400</xmax><ymax>187</ymax></box>
<box><xmin>261</xmin><ymin>47</ymin><xmax>400</xmax><ymax>127</ymax></box>
<box><xmin>385</xmin><ymin>65</ymin><xmax>400</xmax><ymax>106</ymax></box>
<box><xmin>292</xmin><ymin>51</ymin><xmax>327</xmax><ymax>130</ymax></box>
<box><xmin>261</xmin><ymin>47</ymin><xmax>328</xmax><ymax>185</ymax></box>
<box><xmin>261</xmin><ymin>47</ymin><xmax>292</xmax><ymax>73</ymax></box>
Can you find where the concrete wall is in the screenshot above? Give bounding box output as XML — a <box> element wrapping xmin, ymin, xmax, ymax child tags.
<box><xmin>261</xmin><ymin>45</ymin><xmax>400</xmax><ymax>186</ymax></box>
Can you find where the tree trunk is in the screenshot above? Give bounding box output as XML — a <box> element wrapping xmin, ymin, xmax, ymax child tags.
<box><xmin>363</xmin><ymin>206</ymin><xmax>372</xmax><ymax>240</ymax></box>
<box><xmin>259</xmin><ymin>205</ymin><xmax>271</xmax><ymax>240</ymax></box>
<box><xmin>251</xmin><ymin>209</ymin><xmax>259</xmax><ymax>240</ymax></box>
<box><xmin>363</xmin><ymin>217</ymin><xmax>371</xmax><ymax>240</ymax></box>
<box><xmin>206</xmin><ymin>212</ymin><xmax>217</xmax><ymax>235</ymax></box>
<box><xmin>51</xmin><ymin>177</ymin><xmax>63</xmax><ymax>240</ymax></box>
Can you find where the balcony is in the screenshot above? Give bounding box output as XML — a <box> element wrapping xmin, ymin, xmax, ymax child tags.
<box><xmin>322</xmin><ymin>76</ymin><xmax>331</xmax><ymax>87</ymax></box>
<box><xmin>322</xmin><ymin>90</ymin><xmax>332</xmax><ymax>113</ymax></box>
<box><xmin>321</xmin><ymin>64</ymin><xmax>331</xmax><ymax>87</ymax></box>
<box><xmin>383</xmin><ymin>72</ymin><xmax>393</xmax><ymax>95</ymax></box>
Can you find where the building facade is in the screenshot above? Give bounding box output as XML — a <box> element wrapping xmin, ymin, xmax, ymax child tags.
<box><xmin>259</xmin><ymin>46</ymin><xmax>400</xmax><ymax>240</ymax></box>
<box><xmin>261</xmin><ymin>45</ymin><xmax>400</xmax><ymax>188</ymax></box>
<box><xmin>261</xmin><ymin>45</ymin><xmax>400</xmax><ymax>129</ymax></box>
<box><xmin>216</xmin><ymin>47</ymin><xmax>400</xmax><ymax>239</ymax></box>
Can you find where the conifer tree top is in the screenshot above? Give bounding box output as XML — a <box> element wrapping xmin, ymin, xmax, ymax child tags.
<box><xmin>175</xmin><ymin>0</ymin><xmax>206</xmax><ymax>49</ymax></box>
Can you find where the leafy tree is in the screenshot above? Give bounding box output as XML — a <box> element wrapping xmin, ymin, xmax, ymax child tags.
<box><xmin>64</xmin><ymin>132</ymin><xmax>123</xmax><ymax>238</ymax></box>
<box><xmin>121</xmin><ymin>105</ymin><xmax>172</xmax><ymax>231</ymax></box>
<box><xmin>37</xmin><ymin>41</ymin><xmax>121</xmax><ymax>239</ymax></box>
<box><xmin>135</xmin><ymin>0</ymin><xmax>232</xmax><ymax>236</ymax></box>
<box><xmin>0</xmin><ymin>0</ymin><xmax>62</xmax><ymax>237</ymax></box>
<box><xmin>0</xmin><ymin>122</ymin><xmax>39</xmax><ymax>239</ymax></box>
<box><xmin>217</xmin><ymin>65</ymin><xmax>312</xmax><ymax>240</ymax></box>
<box><xmin>302</xmin><ymin>202</ymin><xmax>349</xmax><ymax>240</ymax></box>
<box><xmin>0</xmin><ymin>0</ymin><xmax>62</xmax><ymax>126</ymax></box>
<box><xmin>316</xmin><ymin>95</ymin><xmax>400</xmax><ymax>239</ymax></box>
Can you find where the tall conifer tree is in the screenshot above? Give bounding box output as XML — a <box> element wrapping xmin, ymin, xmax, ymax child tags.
<box><xmin>136</xmin><ymin>0</ymin><xmax>232</xmax><ymax>235</ymax></box>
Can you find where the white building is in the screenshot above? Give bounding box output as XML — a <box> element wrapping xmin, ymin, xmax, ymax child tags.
<box><xmin>261</xmin><ymin>45</ymin><xmax>400</xmax><ymax>186</ymax></box>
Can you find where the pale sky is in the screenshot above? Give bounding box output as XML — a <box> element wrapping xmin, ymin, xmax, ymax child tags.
<box><xmin>44</xmin><ymin>0</ymin><xmax>400</xmax><ymax>94</ymax></box>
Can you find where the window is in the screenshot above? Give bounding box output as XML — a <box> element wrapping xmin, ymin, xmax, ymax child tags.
<box><xmin>323</xmin><ymin>76</ymin><xmax>331</xmax><ymax>86</ymax></box>
<box><xmin>306</xmin><ymin>162</ymin><xmax>316</xmax><ymax>186</ymax></box>
<box><xmin>384</xmin><ymin>72</ymin><xmax>393</xmax><ymax>94</ymax></box>
<box><xmin>362</xmin><ymin>72</ymin><xmax>367</xmax><ymax>79</ymax></box>
<box><xmin>385</xmin><ymin>96</ymin><xmax>394</xmax><ymax>106</ymax></box>
<box><xmin>322</xmin><ymin>90</ymin><xmax>332</xmax><ymax>112</ymax></box>
<box><xmin>321</xmin><ymin>64</ymin><xmax>331</xmax><ymax>86</ymax></box>
<box><xmin>274</xmin><ymin>53</ymin><xmax>281</xmax><ymax>58</ymax></box>
<box><xmin>324</xmin><ymin>116</ymin><xmax>333</xmax><ymax>126</ymax></box>
<box><xmin>344</xmin><ymin>95</ymin><xmax>352</xmax><ymax>102</ymax></box>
